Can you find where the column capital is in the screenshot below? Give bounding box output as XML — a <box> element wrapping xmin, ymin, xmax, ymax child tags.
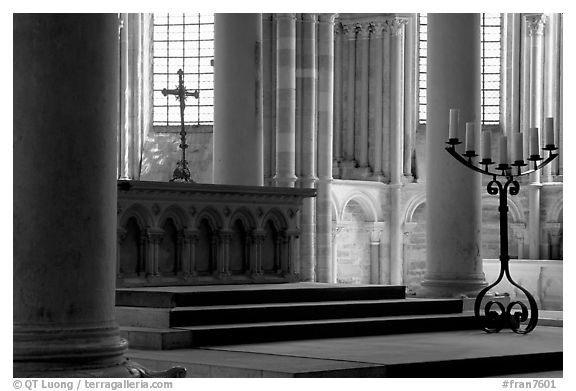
<box><xmin>525</xmin><ymin>13</ymin><xmax>547</xmax><ymax>36</ymax></box>
<box><xmin>145</xmin><ymin>228</ymin><xmax>164</xmax><ymax>242</ymax></box>
<box><xmin>331</xmin><ymin>224</ymin><xmax>344</xmax><ymax>240</ymax></box>
<box><xmin>277</xmin><ymin>13</ymin><xmax>297</xmax><ymax>21</ymax></box>
<box><xmin>356</xmin><ymin>22</ymin><xmax>371</xmax><ymax>39</ymax></box>
<box><xmin>386</xmin><ymin>16</ymin><xmax>408</xmax><ymax>37</ymax></box>
<box><xmin>318</xmin><ymin>13</ymin><xmax>337</xmax><ymax>24</ymax></box>
<box><xmin>342</xmin><ymin>23</ymin><xmax>358</xmax><ymax>39</ymax></box>
<box><xmin>334</xmin><ymin>22</ymin><xmax>343</xmax><ymax>35</ymax></box>
<box><xmin>370</xmin><ymin>21</ymin><xmax>387</xmax><ymax>38</ymax></box>
<box><xmin>299</xmin><ymin>13</ymin><xmax>318</xmax><ymax>23</ymax></box>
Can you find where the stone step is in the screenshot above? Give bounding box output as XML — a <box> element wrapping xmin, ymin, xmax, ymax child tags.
<box><xmin>116</xmin><ymin>298</ymin><xmax>463</xmax><ymax>328</ymax></box>
<box><xmin>116</xmin><ymin>283</ymin><xmax>406</xmax><ymax>308</ymax></box>
<box><xmin>120</xmin><ymin>313</ymin><xmax>477</xmax><ymax>350</ymax></box>
<box><xmin>126</xmin><ymin>327</ymin><xmax>563</xmax><ymax>377</ymax></box>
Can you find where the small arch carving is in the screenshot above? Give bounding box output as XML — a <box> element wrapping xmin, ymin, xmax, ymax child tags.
<box><xmin>341</xmin><ymin>192</ymin><xmax>378</xmax><ymax>223</ymax></box>
<box><xmin>119</xmin><ymin>203</ymin><xmax>153</xmax><ymax>229</ymax></box>
<box><xmin>228</xmin><ymin>207</ymin><xmax>257</xmax><ymax>232</ymax></box>
<box><xmin>403</xmin><ymin>192</ymin><xmax>426</xmax><ymax>224</ymax></box>
<box><xmin>262</xmin><ymin>208</ymin><xmax>289</xmax><ymax>232</ymax></box>
<box><xmin>157</xmin><ymin>205</ymin><xmax>188</xmax><ymax>231</ymax></box>
<box><xmin>118</xmin><ymin>204</ymin><xmax>152</xmax><ymax>278</ymax></box>
<box><xmin>261</xmin><ymin>209</ymin><xmax>289</xmax><ymax>273</ymax></box>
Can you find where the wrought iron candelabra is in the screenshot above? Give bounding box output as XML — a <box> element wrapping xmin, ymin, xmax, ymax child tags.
<box><xmin>445</xmin><ymin>119</ymin><xmax>558</xmax><ymax>334</ymax></box>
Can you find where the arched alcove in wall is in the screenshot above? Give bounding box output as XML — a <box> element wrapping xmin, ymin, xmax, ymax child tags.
<box><xmin>119</xmin><ymin>216</ymin><xmax>143</xmax><ymax>277</ymax></box>
<box><xmin>158</xmin><ymin>217</ymin><xmax>179</xmax><ymax>276</ymax></box>
<box><xmin>403</xmin><ymin>200</ymin><xmax>427</xmax><ymax>293</ymax></box>
<box><xmin>336</xmin><ymin>198</ymin><xmax>373</xmax><ymax>284</ymax></box>
<box><xmin>229</xmin><ymin>219</ymin><xmax>249</xmax><ymax>274</ymax></box>
<box><xmin>196</xmin><ymin>218</ymin><xmax>216</xmax><ymax>275</ymax></box>
<box><xmin>118</xmin><ymin>204</ymin><xmax>152</xmax><ymax>278</ymax></box>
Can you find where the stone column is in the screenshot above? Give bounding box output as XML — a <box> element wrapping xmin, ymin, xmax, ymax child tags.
<box><xmin>370</xmin><ymin>228</ymin><xmax>383</xmax><ymax>284</ymax></box>
<box><xmin>333</xmin><ymin>22</ymin><xmax>343</xmax><ymax>171</ymax></box>
<box><xmin>13</xmin><ymin>14</ymin><xmax>134</xmax><ymax>377</ymax></box>
<box><xmin>118</xmin><ymin>14</ymin><xmax>153</xmax><ymax>181</ymax></box>
<box><xmin>214</xmin><ymin>13</ymin><xmax>264</xmax><ymax>186</ymax></box>
<box><xmin>217</xmin><ymin>231</ymin><xmax>232</xmax><ymax>277</ymax></box>
<box><xmin>544</xmin><ymin>13</ymin><xmax>561</xmax><ymax>177</ymax></box>
<box><xmin>262</xmin><ymin>14</ymin><xmax>277</xmax><ymax>186</ymax></box>
<box><xmin>146</xmin><ymin>228</ymin><xmax>163</xmax><ymax>277</ymax></box>
<box><xmin>331</xmin><ymin>225</ymin><xmax>344</xmax><ymax>283</ymax></box>
<box><xmin>343</xmin><ymin>23</ymin><xmax>357</xmax><ymax>164</ymax></box>
<box><xmin>182</xmin><ymin>230</ymin><xmax>198</xmax><ymax>277</ymax></box>
<box><xmin>502</xmin><ymin>14</ymin><xmax>522</xmax><ymax>139</ymax></box>
<box><xmin>382</xmin><ymin>26</ymin><xmax>391</xmax><ymax>179</ymax></box>
<box><xmin>275</xmin><ymin>14</ymin><xmax>298</xmax><ymax>187</ymax></box>
<box><xmin>316</xmin><ymin>13</ymin><xmax>336</xmax><ymax>283</ymax></box>
<box><xmin>370</xmin><ymin>22</ymin><xmax>386</xmax><ymax>180</ymax></box>
<box><xmin>356</xmin><ymin>22</ymin><xmax>370</xmax><ymax>168</ymax></box>
<box><xmin>297</xmin><ymin>13</ymin><xmax>317</xmax><ymax>281</ymax></box>
<box><xmin>389</xmin><ymin>16</ymin><xmax>407</xmax><ymax>185</ymax></box>
<box><xmin>251</xmin><ymin>231</ymin><xmax>266</xmax><ymax>276</ymax></box>
<box><xmin>526</xmin><ymin>14</ymin><xmax>546</xmax><ymax>259</ymax></box>
<box><xmin>404</xmin><ymin>14</ymin><xmax>418</xmax><ymax>179</ymax></box>
<box><xmin>421</xmin><ymin>14</ymin><xmax>485</xmax><ymax>297</ymax></box>
<box><xmin>388</xmin><ymin>16</ymin><xmax>407</xmax><ymax>286</ymax></box>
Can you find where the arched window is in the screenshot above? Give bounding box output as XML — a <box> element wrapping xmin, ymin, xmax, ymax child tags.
<box><xmin>152</xmin><ymin>13</ymin><xmax>215</xmax><ymax>128</ymax></box>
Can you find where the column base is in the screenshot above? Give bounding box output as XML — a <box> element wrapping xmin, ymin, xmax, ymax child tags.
<box><xmin>419</xmin><ymin>276</ymin><xmax>487</xmax><ymax>298</ymax></box>
<box><xmin>14</xmin><ymin>325</ymin><xmax>186</xmax><ymax>378</ymax></box>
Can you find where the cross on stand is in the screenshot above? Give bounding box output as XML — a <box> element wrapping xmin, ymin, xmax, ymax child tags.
<box><xmin>162</xmin><ymin>69</ymin><xmax>200</xmax><ymax>182</ymax></box>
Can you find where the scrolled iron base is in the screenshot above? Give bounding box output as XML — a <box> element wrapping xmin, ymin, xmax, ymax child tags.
<box><xmin>474</xmin><ymin>260</ymin><xmax>538</xmax><ymax>334</ymax></box>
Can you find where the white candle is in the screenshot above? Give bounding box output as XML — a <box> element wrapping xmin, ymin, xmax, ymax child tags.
<box><xmin>481</xmin><ymin>131</ymin><xmax>491</xmax><ymax>161</ymax></box>
<box><xmin>465</xmin><ymin>122</ymin><xmax>475</xmax><ymax>152</ymax></box>
<box><xmin>512</xmin><ymin>132</ymin><xmax>523</xmax><ymax>162</ymax></box>
<box><xmin>545</xmin><ymin>117</ymin><xmax>554</xmax><ymax>146</ymax></box>
<box><xmin>499</xmin><ymin>135</ymin><xmax>508</xmax><ymax>165</ymax></box>
<box><xmin>529</xmin><ymin>127</ymin><xmax>539</xmax><ymax>156</ymax></box>
<box><xmin>449</xmin><ymin>109</ymin><xmax>459</xmax><ymax>140</ymax></box>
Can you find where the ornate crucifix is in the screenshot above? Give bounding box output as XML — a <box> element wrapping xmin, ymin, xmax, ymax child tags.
<box><xmin>162</xmin><ymin>69</ymin><xmax>199</xmax><ymax>182</ymax></box>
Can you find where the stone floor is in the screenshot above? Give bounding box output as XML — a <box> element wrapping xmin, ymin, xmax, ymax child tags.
<box><xmin>127</xmin><ymin>326</ymin><xmax>563</xmax><ymax>378</ymax></box>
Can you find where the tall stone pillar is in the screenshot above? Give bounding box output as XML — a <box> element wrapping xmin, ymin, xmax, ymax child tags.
<box><xmin>370</xmin><ymin>22</ymin><xmax>385</xmax><ymax>180</ymax></box>
<box><xmin>297</xmin><ymin>13</ymin><xmax>317</xmax><ymax>281</ymax></box>
<box><xmin>214</xmin><ymin>13</ymin><xmax>264</xmax><ymax>186</ymax></box>
<box><xmin>343</xmin><ymin>23</ymin><xmax>357</xmax><ymax>164</ymax></box>
<box><xmin>403</xmin><ymin>14</ymin><xmax>418</xmax><ymax>179</ymax></box>
<box><xmin>525</xmin><ymin>14</ymin><xmax>546</xmax><ymax>259</ymax></box>
<box><xmin>316</xmin><ymin>13</ymin><xmax>336</xmax><ymax>283</ymax></box>
<box><xmin>333</xmin><ymin>22</ymin><xmax>343</xmax><ymax>171</ymax></box>
<box><xmin>262</xmin><ymin>14</ymin><xmax>277</xmax><ymax>186</ymax></box>
<box><xmin>545</xmin><ymin>13</ymin><xmax>562</xmax><ymax>176</ymax></box>
<box><xmin>421</xmin><ymin>14</ymin><xmax>485</xmax><ymax>297</ymax></box>
<box><xmin>388</xmin><ymin>16</ymin><xmax>407</xmax><ymax>286</ymax></box>
<box><xmin>14</xmin><ymin>14</ymin><xmax>135</xmax><ymax>377</ymax></box>
<box><xmin>118</xmin><ymin>14</ymin><xmax>153</xmax><ymax>181</ymax></box>
<box><xmin>356</xmin><ymin>22</ymin><xmax>370</xmax><ymax>168</ymax></box>
<box><xmin>274</xmin><ymin>13</ymin><xmax>298</xmax><ymax>187</ymax></box>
